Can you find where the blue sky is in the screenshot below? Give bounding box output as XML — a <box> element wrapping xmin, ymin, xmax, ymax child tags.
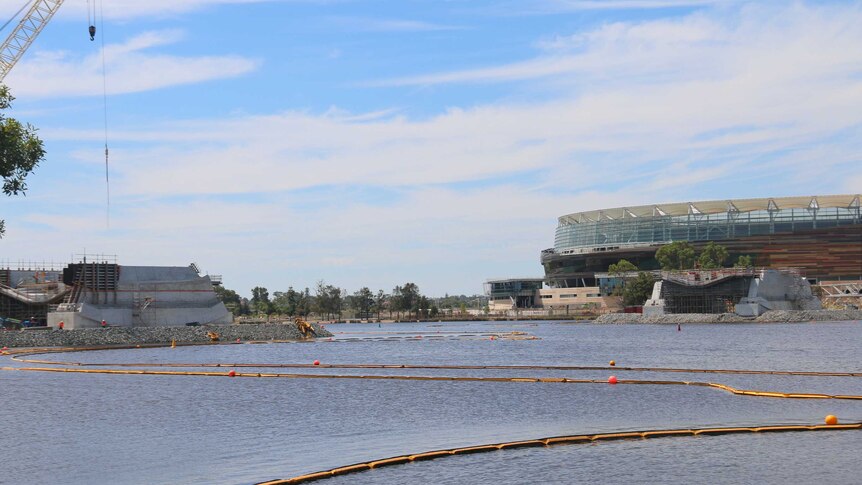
<box><xmin>1</xmin><ymin>0</ymin><xmax>861</xmax><ymax>297</ymax></box>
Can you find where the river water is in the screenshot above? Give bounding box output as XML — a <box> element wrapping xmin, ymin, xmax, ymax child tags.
<box><xmin>1</xmin><ymin>320</ymin><xmax>860</xmax><ymax>484</ymax></box>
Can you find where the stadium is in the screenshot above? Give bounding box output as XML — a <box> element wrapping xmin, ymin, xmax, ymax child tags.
<box><xmin>542</xmin><ymin>194</ymin><xmax>862</xmax><ymax>288</ymax></box>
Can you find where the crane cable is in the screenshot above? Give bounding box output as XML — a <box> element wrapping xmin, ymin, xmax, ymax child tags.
<box><xmin>96</xmin><ymin>0</ymin><xmax>110</xmax><ymax>228</ymax></box>
<box><xmin>0</xmin><ymin>1</ymin><xmax>30</xmax><ymax>34</ymax></box>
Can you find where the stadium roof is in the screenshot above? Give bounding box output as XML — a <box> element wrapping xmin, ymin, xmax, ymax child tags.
<box><xmin>559</xmin><ymin>194</ymin><xmax>861</xmax><ymax>225</ymax></box>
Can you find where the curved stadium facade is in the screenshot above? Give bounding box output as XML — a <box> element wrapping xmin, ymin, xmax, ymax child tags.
<box><xmin>542</xmin><ymin>194</ymin><xmax>862</xmax><ymax>288</ymax></box>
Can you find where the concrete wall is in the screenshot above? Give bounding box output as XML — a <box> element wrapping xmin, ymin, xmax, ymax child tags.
<box><xmin>47</xmin><ymin>265</ymin><xmax>232</xmax><ymax>329</ymax></box>
<box><xmin>537</xmin><ymin>287</ymin><xmax>605</xmax><ymax>309</ymax></box>
<box><xmin>489</xmin><ymin>299</ymin><xmax>514</xmax><ymax>311</ymax></box>
<box><xmin>736</xmin><ymin>270</ymin><xmax>821</xmax><ymax>316</ymax></box>
<box><xmin>643</xmin><ymin>281</ymin><xmax>665</xmax><ymax>316</ymax></box>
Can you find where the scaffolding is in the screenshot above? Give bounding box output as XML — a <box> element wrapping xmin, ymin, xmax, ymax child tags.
<box><xmin>661</xmin><ymin>275</ymin><xmax>754</xmax><ymax>314</ymax></box>
<box><xmin>63</xmin><ymin>262</ymin><xmax>120</xmax><ymax>305</ymax></box>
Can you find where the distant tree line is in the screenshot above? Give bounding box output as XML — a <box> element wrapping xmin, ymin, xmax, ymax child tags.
<box><xmin>214</xmin><ymin>281</ymin><xmax>487</xmax><ymax>320</ymax></box>
<box><xmin>655</xmin><ymin>241</ymin><xmax>752</xmax><ymax>271</ymax></box>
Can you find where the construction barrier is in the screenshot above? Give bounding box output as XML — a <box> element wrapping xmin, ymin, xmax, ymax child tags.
<box><xmin>254</xmin><ymin>422</ymin><xmax>862</xmax><ymax>484</ymax></box>
<box><xmin>1</xmin><ymin>365</ymin><xmax>860</xmax><ymax>400</ymax></box>
<box><xmin>9</xmin><ymin>349</ymin><xmax>861</xmax><ymax>378</ymax></box>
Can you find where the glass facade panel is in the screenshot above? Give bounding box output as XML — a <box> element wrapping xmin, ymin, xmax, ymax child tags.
<box><xmin>554</xmin><ymin>206</ymin><xmax>861</xmax><ymax>252</ymax></box>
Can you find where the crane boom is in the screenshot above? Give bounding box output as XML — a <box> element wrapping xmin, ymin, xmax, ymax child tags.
<box><xmin>0</xmin><ymin>0</ymin><xmax>65</xmax><ymax>82</ymax></box>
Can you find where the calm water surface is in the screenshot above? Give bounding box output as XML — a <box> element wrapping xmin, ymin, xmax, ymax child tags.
<box><xmin>1</xmin><ymin>321</ymin><xmax>860</xmax><ymax>484</ymax></box>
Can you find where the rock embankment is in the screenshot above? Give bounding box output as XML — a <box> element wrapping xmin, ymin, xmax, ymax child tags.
<box><xmin>594</xmin><ymin>309</ymin><xmax>862</xmax><ymax>324</ymax></box>
<box><xmin>754</xmin><ymin>309</ymin><xmax>862</xmax><ymax>323</ymax></box>
<box><xmin>595</xmin><ymin>313</ymin><xmax>749</xmax><ymax>324</ymax></box>
<box><xmin>0</xmin><ymin>322</ymin><xmax>332</xmax><ymax>348</ymax></box>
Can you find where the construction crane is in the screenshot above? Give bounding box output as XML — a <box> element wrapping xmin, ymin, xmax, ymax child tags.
<box><xmin>0</xmin><ymin>0</ymin><xmax>110</xmax><ymax>227</ymax></box>
<box><xmin>0</xmin><ymin>0</ymin><xmax>65</xmax><ymax>82</ymax></box>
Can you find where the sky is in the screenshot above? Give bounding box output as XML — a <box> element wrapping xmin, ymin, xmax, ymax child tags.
<box><xmin>1</xmin><ymin>0</ymin><xmax>860</xmax><ymax>297</ymax></box>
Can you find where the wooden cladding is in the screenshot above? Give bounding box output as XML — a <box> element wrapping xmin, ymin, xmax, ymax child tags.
<box><xmin>690</xmin><ymin>225</ymin><xmax>862</xmax><ymax>279</ymax></box>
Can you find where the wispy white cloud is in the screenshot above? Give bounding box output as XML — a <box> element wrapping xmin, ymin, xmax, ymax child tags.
<box><xmin>21</xmin><ymin>1</ymin><xmax>857</xmax><ymax>210</ymax></box>
<box><xmin>535</xmin><ymin>0</ymin><xmax>723</xmax><ymax>11</ymax></box>
<box><xmin>3</xmin><ymin>30</ymin><xmax>259</xmax><ymax>97</ymax></box>
<box><xmin>369</xmin><ymin>3</ymin><xmax>862</xmax><ymax>87</ymax></box>
<box><xmin>328</xmin><ymin>16</ymin><xmax>466</xmax><ymax>32</ymax></box>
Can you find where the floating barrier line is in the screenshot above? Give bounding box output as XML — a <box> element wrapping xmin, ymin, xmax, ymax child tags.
<box><xmin>254</xmin><ymin>422</ymin><xmax>862</xmax><ymax>485</ymax></box>
<box><xmin>9</xmin><ymin>353</ymin><xmax>862</xmax><ymax>378</ymax></box>
<box><xmin>1</xmin><ymin>366</ymin><xmax>860</xmax><ymax>400</ymax></box>
<box><xmin>7</xmin><ymin>343</ymin><xmax>858</xmax><ymax>379</ymax></box>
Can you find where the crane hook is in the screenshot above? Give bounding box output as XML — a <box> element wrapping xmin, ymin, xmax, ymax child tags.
<box><xmin>89</xmin><ymin>25</ymin><xmax>96</xmax><ymax>41</ymax></box>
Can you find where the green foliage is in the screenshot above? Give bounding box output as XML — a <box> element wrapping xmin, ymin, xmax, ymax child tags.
<box><xmin>231</xmin><ymin>282</ymin><xmax>482</xmax><ymax>321</ymax></box>
<box><xmin>314</xmin><ymin>280</ymin><xmax>344</xmax><ymax>319</ymax></box>
<box><xmin>655</xmin><ymin>241</ymin><xmax>697</xmax><ymax>270</ymax></box>
<box><xmin>373</xmin><ymin>289</ymin><xmax>387</xmax><ymax>319</ymax></box>
<box><xmin>623</xmin><ymin>272</ymin><xmax>656</xmax><ymax>306</ymax></box>
<box><xmin>414</xmin><ymin>295</ymin><xmax>431</xmax><ymax>318</ymax></box>
<box><xmin>272</xmin><ymin>287</ymin><xmax>300</xmax><ymax>315</ymax></box>
<box><xmin>608</xmin><ymin>259</ymin><xmax>639</xmax><ymax>296</ymax></box>
<box><xmin>351</xmin><ymin>287</ymin><xmax>374</xmax><ymax>317</ymax></box>
<box><xmin>214</xmin><ymin>285</ymin><xmax>248</xmax><ymax>315</ymax></box>
<box><xmin>214</xmin><ymin>285</ymin><xmax>239</xmax><ymax>305</ymax></box>
<box><xmin>250</xmin><ymin>286</ymin><xmax>272</xmax><ymax>314</ymax></box>
<box><xmin>401</xmin><ymin>282</ymin><xmax>419</xmax><ymax>316</ymax></box>
<box><xmin>391</xmin><ymin>282</ymin><xmax>420</xmax><ymax>317</ymax></box>
<box><xmin>0</xmin><ymin>85</ymin><xmax>44</xmax><ymax>238</ymax></box>
<box><xmin>608</xmin><ymin>259</ymin><xmax>638</xmax><ymax>275</ymax></box>
<box><xmin>295</xmin><ymin>288</ymin><xmax>312</xmax><ymax>316</ymax></box>
<box><xmin>698</xmin><ymin>242</ymin><xmax>729</xmax><ymax>269</ymax></box>
<box><xmin>734</xmin><ymin>254</ymin><xmax>753</xmax><ymax>268</ymax></box>
<box><xmin>435</xmin><ymin>294</ymin><xmax>476</xmax><ymax>313</ymax></box>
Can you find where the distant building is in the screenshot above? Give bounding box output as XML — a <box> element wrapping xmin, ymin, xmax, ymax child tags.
<box><xmin>0</xmin><ymin>259</ymin><xmax>232</xmax><ymax>329</ymax></box>
<box><xmin>484</xmin><ymin>278</ymin><xmax>609</xmax><ymax>312</ymax></box>
<box><xmin>542</xmin><ymin>194</ymin><xmax>862</xmax><ymax>287</ymax></box>
<box><xmin>485</xmin><ymin>278</ymin><xmax>544</xmax><ymax>311</ymax></box>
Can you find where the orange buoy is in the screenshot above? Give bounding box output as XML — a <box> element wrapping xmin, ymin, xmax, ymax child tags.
<box><xmin>609</xmin><ymin>360</ymin><xmax>616</xmax><ymax>366</ymax></box>
<box><xmin>608</xmin><ymin>376</ymin><xmax>618</xmax><ymax>384</ymax></box>
<box><xmin>313</xmin><ymin>360</ymin><xmax>320</xmax><ymax>366</ymax></box>
<box><xmin>228</xmin><ymin>370</ymin><xmax>236</xmax><ymax>377</ymax></box>
<box><xmin>825</xmin><ymin>415</ymin><xmax>838</xmax><ymax>425</ymax></box>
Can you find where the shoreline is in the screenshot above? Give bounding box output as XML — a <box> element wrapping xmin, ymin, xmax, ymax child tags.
<box><xmin>0</xmin><ymin>322</ymin><xmax>332</xmax><ymax>349</ymax></box>
<box><xmin>594</xmin><ymin>309</ymin><xmax>862</xmax><ymax>324</ymax></box>
<box><xmin>297</xmin><ymin>309</ymin><xmax>862</xmax><ymax>325</ymax></box>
